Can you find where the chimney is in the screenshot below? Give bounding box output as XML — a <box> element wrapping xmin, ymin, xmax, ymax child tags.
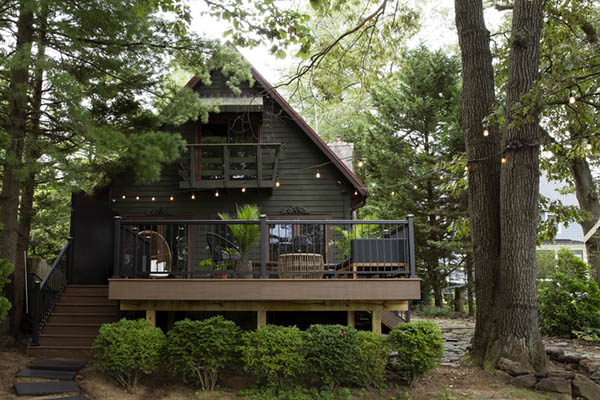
<box><xmin>327</xmin><ymin>137</ymin><xmax>354</xmax><ymax>172</ymax></box>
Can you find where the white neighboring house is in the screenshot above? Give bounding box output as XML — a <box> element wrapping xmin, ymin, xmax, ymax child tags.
<box><xmin>539</xmin><ymin>175</ymin><xmax>587</xmax><ymax>262</ymax></box>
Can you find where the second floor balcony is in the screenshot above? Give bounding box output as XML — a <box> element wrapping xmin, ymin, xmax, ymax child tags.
<box><xmin>179</xmin><ymin>143</ymin><xmax>281</xmax><ymax>190</ymax></box>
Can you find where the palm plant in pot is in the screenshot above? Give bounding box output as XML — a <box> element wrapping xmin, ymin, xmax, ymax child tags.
<box><xmin>218</xmin><ymin>204</ymin><xmax>261</xmax><ymax>278</ymax></box>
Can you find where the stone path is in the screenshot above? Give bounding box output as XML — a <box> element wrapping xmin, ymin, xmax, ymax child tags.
<box><xmin>13</xmin><ymin>359</ymin><xmax>88</xmax><ymax>398</ymax></box>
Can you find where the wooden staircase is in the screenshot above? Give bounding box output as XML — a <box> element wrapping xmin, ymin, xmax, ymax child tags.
<box><xmin>28</xmin><ymin>285</ymin><xmax>119</xmax><ymax>358</ymax></box>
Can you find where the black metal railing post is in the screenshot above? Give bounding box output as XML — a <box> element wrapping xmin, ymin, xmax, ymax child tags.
<box><xmin>67</xmin><ymin>236</ymin><xmax>74</xmax><ymax>284</ymax></box>
<box><xmin>260</xmin><ymin>214</ymin><xmax>267</xmax><ymax>278</ymax></box>
<box><xmin>407</xmin><ymin>214</ymin><xmax>417</xmax><ymax>278</ymax></box>
<box><xmin>113</xmin><ymin>216</ymin><xmax>122</xmax><ymax>278</ymax></box>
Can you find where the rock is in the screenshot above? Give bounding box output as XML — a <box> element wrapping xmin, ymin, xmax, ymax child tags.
<box><xmin>546</xmin><ymin>347</ymin><xmax>566</xmax><ymax>361</ymax></box>
<box><xmin>511</xmin><ymin>374</ymin><xmax>538</xmax><ymax>388</ymax></box>
<box><xmin>549</xmin><ymin>369</ymin><xmax>576</xmax><ymax>380</ymax></box>
<box><xmin>535</xmin><ymin>377</ymin><xmax>572</xmax><ymax>394</ymax></box>
<box><xmin>566</xmin><ymin>362</ymin><xmax>580</xmax><ymax>371</ymax></box>
<box><xmin>560</xmin><ymin>353</ymin><xmax>586</xmax><ymax>364</ymax></box>
<box><xmin>580</xmin><ymin>359</ymin><xmax>600</xmax><ymax>375</ymax></box>
<box><xmin>572</xmin><ymin>374</ymin><xmax>600</xmax><ymax>400</ymax></box>
<box><xmin>498</xmin><ymin>358</ymin><xmax>530</xmax><ymax>376</ymax></box>
<box><xmin>534</xmin><ymin>371</ymin><xmax>549</xmax><ymax>379</ymax></box>
<box><xmin>591</xmin><ymin>370</ymin><xmax>600</xmax><ymax>383</ymax></box>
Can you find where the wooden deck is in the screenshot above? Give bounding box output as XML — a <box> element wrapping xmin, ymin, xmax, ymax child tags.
<box><xmin>109</xmin><ymin>278</ymin><xmax>420</xmax><ymax>333</ymax></box>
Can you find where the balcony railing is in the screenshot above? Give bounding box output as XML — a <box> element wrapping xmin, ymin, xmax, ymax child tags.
<box><xmin>179</xmin><ymin>143</ymin><xmax>281</xmax><ymax>189</ymax></box>
<box><xmin>112</xmin><ymin>217</ymin><xmax>416</xmax><ymax>280</ymax></box>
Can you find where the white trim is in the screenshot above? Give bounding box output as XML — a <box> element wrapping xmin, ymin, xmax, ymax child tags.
<box><xmin>584</xmin><ymin>218</ymin><xmax>600</xmax><ymax>243</ymax></box>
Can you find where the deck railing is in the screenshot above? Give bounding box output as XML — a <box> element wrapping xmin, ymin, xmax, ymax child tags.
<box><xmin>30</xmin><ymin>238</ymin><xmax>73</xmax><ymax>345</ymax></box>
<box><xmin>179</xmin><ymin>143</ymin><xmax>281</xmax><ymax>189</ymax></box>
<box><xmin>113</xmin><ymin>216</ymin><xmax>416</xmax><ymax>280</ymax></box>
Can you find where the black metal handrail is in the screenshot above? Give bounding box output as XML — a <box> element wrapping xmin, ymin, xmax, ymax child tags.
<box><xmin>113</xmin><ymin>216</ymin><xmax>416</xmax><ymax>280</ymax></box>
<box><xmin>30</xmin><ymin>238</ymin><xmax>73</xmax><ymax>346</ymax></box>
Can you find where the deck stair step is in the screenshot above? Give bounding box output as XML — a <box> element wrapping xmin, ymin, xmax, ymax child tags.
<box><xmin>381</xmin><ymin>311</ymin><xmax>403</xmax><ymax>330</ymax></box>
<box><xmin>47</xmin><ymin>313</ymin><xmax>118</xmax><ymax>324</ymax></box>
<box><xmin>16</xmin><ymin>368</ymin><xmax>77</xmax><ymax>380</ymax></box>
<box><xmin>14</xmin><ymin>380</ymin><xmax>79</xmax><ymax>396</ymax></box>
<box><xmin>38</xmin><ymin>334</ymin><xmax>98</xmax><ymax>347</ymax></box>
<box><xmin>43</xmin><ymin>323</ymin><xmax>104</xmax><ymax>335</ymax></box>
<box><xmin>29</xmin><ymin>359</ymin><xmax>87</xmax><ymax>371</ymax></box>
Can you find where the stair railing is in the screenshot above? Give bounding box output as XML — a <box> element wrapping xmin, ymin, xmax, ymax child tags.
<box><xmin>30</xmin><ymin>238</ymin><xmax>73</xmax><ymax>346</ymax></box>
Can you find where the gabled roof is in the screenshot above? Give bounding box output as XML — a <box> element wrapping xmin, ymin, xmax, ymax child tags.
<box><xmin>184</xmin><ymin>61</ymin><xmax>368</xmax><ymax>205</ymax></box>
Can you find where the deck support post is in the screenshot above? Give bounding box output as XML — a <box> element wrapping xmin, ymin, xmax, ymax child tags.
<box><xmin>146</xmin><ymin>310</ymin><xmax>156</xmax><ymax>328</ymax></box>
<box><xmin>257</xmin><ymin>309</ymin><xmax>266</xmax><ymax>329</ymax></box>
<box><xmin>371</xmin><ymin>310</ymin><xmax>381</xmax><ymax>334</ymax></box>
<box><xmin>167</xmin><ymin>311</ymin><xmax>175</xmax><ymax>331</ymax></box>
<box><xmin>347</xmin><ymin>311</ymin><xmax>355</xmax><ymax>328</ymax></box>
<box><xmin>259</xmin><ymin>214</ymin><xmax>267</xmax><ymax>278</ymax></box>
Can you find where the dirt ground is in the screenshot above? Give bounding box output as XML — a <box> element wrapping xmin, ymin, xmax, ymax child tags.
<box><xmin>0</xmin><ymin>346</ymin><xmax>575</xmax><ymax>400</ymax></box>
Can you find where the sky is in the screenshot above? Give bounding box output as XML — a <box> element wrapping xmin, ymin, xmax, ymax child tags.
<box><xmin>189</xmin><ymin>1</ymin><xmax>506</xmax><ymax>84</ymax></box>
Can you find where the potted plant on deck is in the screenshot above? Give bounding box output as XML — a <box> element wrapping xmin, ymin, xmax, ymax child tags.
<box><xmin>218</xmin><ymin>204</ymin><xmax>261</xmax><ymax>278</ymax></box>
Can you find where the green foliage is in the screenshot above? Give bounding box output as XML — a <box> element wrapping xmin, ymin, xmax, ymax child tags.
<box><xmin>536</xmin><ymin>250</ymin><xmax>557</xmax><ymax>280</ymax></box>
<box><xmin>351</xmin><ymin>331</ymin><xmax>389</xmax><ymax>388</ymax></box>
<box><xmin>412</xmin><ymin>305</ymin><xmax>454</xmax><ymax>319</ymax></box>
<box><xmin>538</xmin><ymin>250</ymin><xmax>600</xmax><ymax>336</ymax></box>
<box><xmin>239</xmin><ymin>386</ymin><xmax>353</xmax><ymax>400</ymax></box>
<box><xmin>0</xmin><ymin>258</ymin><xmax>14</xmax><ymax>321</ymax></box>
<box><xmin>164</xmin><ymin>316</ymin><xmax>241</xmax><ymax>391</ymax></box>
<box><xmin>305</xmin><ymin>324</ymin><xmax>360</xmax><ymax>390</ymax></box>
<box><xmin>218</xmin><ymin>204</ymin><xmax>261</xmax><ymax>260</ymax></box>
<box><xmin>92</xmin><ymin>319</ymin><xmax>165</xmax><ymax>392</ymax></box>
<box><xmin>387</xmin><ymin>321</ymin><xmax>444</xmax><ymax>385</ymax></box>
<box><xmin>240</xmin><ymin>324</ymin><xmax>306</xmax><ymax>389</ymax></box>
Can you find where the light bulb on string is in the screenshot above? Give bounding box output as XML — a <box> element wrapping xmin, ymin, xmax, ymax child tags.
<box><xmin>215</xmin><ymin>190</ymin><xmax>219</xmax><ymax>197</ymax></box>
<box><xmin>316</xmin><ymin>170</ymin><xmax>321</xmax><ymax>179</ymax></box>
<box><xmin>465</xmin><ymin>165</ymin><xmax>470</xmax><ymax>172</ymax></box>
<box><xmin>413</xmin><ymin>184</ymin><xmax>418</xmax><ymax>190</ymax></box>
<box><xmin>569</xmin><ymin>93</ymin><xmax>576</xmax><ymax>104</ymax></box>
<box><xmin>169</xmin><ymin>195</ymin><xmax>174</xmax><ymax>201</ymax></box>
<box><xmin>502</xmin><ymin>156</ymin><xmax>508</xmax><ymax>164</ymax></box>
<box><xmin>151</xmin><ymin>196</ymin><xmax>156</xmax><ymax>202</ymax></box>
<box><xmin>275</xmin><ymin>181</ymin><xmax>280</xmax><ymax>187</ymax></box>
<box><xmin>135</xmin><ymin>195</ymin><xmax>140</xmax><ymax>201</ymax></box>
<box><xmin>354</xmin><ymin>190</ymin><xmax>358</xmax><ymax>196</ymax></box>
<box><xmin>483</xmin><ymin>127</ymin><xmax>490</xmax><ymax>137</ymax></box>
<box><xmin>439</xmin><ymin>174</ymin><xmax>444</xmax><ymax>180</ymax></box>
<box><xmin>587</xmin><ymin>141</ymin><xmax>593</xmax><ymax>150</ymax></box>
<box><xmin>358</xmin><ymin>160</ymin><xmax>364</xmax><ymax>168</ymax></box>
<box><xmin>122</xmin><ymin>195</ymin><xmax>126</xmax><ymax>200</ymax></box>
<box><xmin>391</xmin><ymin>191</ymin><xmax>396</xmax><ymax>196</ymax></box>
<box><xmin>191</xmin><ymin>193</ymin><xmax>196</xmax><ymax>200</ymax></box>
<box><xmin>241</xmin><ymin>187</ymin><xmax>246</xmax><ymax>193</ymax></box>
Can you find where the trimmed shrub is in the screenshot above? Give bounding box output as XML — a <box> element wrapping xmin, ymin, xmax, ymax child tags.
<box><xmin>413</xmin><ymin>305</ymin><xmax>454</xmax><ymax>318</ymax></box>
<box><xmin>240</xmin><ymin>324</ymin><xmax>306</xmax><ymax>389</ymax></box>
<box><xmin>387</xmin><ymin>321</ymin><xmax>444</xmax><ymax>384</ymax></box>
<box><xmin>165</xmin><ymin>316</ymin><xmax>241</xmax><ymax>391</ymax></box>
<box><xmin>351</xmin><ymin>331</ymin><xmax>389</xmax><ymax>388</ymax></box>
<box><xmin>538</xmin><ymin>250</ymin><xmax>600</xmax><ymax>336</ymax></box>
<box><xmin>92</xmin><ymin>318</ymin><xmax>165</xmax><ymax>392</ymax></box>
<box><xmin>305</xmin><ymin>324</ymin><xmax>360</xmax><ymax>389</ymax></box>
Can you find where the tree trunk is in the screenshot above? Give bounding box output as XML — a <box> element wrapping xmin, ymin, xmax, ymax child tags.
<box><xmin>571</xmin><ymin>157</ymin><xmax>600</xmax><ymax>284</ymax></box>
<box><xmin>454</xmin><ymin>0</ymin><xmax>502</xmax><ymax>367</ymax></box>
<box><xmin>491</xmin><ymin>0</ymin><xmax>546</xmax><ymax>371</ymax></box>
<box><xmin>1</xmin><ymin>1</ymin><xmax>35</xmax><ymax>339</ymax></box>
<box><xmin>466</xmin><ymin>251</ymin><xmax>474</xmax><ymax>317</ymax></box>
<box><xmin>430</xmin><ymin>270</ymin><xmax>443</xmax><ymax>307</ymax></box>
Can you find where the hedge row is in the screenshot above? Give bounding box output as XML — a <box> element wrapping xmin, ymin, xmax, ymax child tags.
<box><xmin>92</xmin><ymin>317</ymin><xmax>443</xmax><ymax>392</ymax></box>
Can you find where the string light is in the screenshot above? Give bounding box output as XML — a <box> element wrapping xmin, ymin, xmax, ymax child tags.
<box><xmin>191</xmin><ymin>193</ymin><xmax>196</xmax><ymax>200</ymax></box>
<box><xmin>569</xmin><ymin>93</ymin><xmax>576</xmax><ymax>104</ymax></box>
<box><xmin>316</xmin><ymin>171</ymin><xmax>321</xmax><ymax>179</ymax></box>
<box><xmin>587</xmin><ymin>141</ymin><xmax>593</xmax><ymax>150</ymax></box>
<box><xmin>135</xmin><ymin>196</ymin><xmax>140</xmax><ymax>201</ymax></box>
<box><xmin>215</xmin><ymin>190</ymin><xmax>219</xmax><ymax>197</ymax></box>
<box><xmin>121</xmin><ymin>195</ymin><xmax>126</xmax><ymax>200</ymax></box>
<box><xmin>465</xmin><ymin>165</ymin><xmax>470</xmax><ymax>172</ymax></box>
<box><xmin>483</xmin><ymin>128</ymin><xmax>490</xmax><ymax>137</ymax></box>
<box><xmin>354</xmin><ymin>190</ymin><xmax>358</xmax><ymax>196</ymax></box>
<box><xmin>151</xmin><ymin>196</ymin><xmax>156</xmax><ymax>202</ymax></box>
<box><xmin>169</xmin><ymin>195</ymin><xmax>174</xmax><ymax>201</ymax></box>
<box><xmin>413</xmin><ymin>184</ymin><xmax>418</xmax><ymax>190</ymax></box>
<box><xmin>501</xmin><ymin>156</ymin><xmax>508</xmax><ymax>164</ymax></box>
<box><xmin>358</xmin><ymin>160</ymin><xmax>364</xmax><ymax>167</ymax></box>
<box><xmin>391</xmin><ymin>191</ymin><xmax>396</xmax><ymax>196</ymax></box>
<box><xmin>275</xmin><ymin>181</ymin><xmax>280</xmax><ymax>187</ymax></box>
<box><xmin>241</xmin><ymin>187</ymin><xmax>246</xmax><ymax>193</ymax></box>
<box><xmin>439</xmin><ymin>174</ymin><xmax>444</xmax><ymax>180</ymax></box>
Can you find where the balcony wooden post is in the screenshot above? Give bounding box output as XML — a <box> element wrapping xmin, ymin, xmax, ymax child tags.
<box><xmin>257</xmin><ymin>144</ymin><xmax>263</xmax><ymax>186</ymax></box>
<box><xmin>371</xmin><ymin>310</ymin><xmax>381</xmax><ymax>334</ymax></box>
<box><xmin>407</xmin><ymin>214</ymin><xmax>417</xmax><ymax>278</ymax></box>
<box><xmin>347</xmin><ymin>311</ymin><xmax>355</xmax><ymax>328</ymax></box>
<box><xmin>146</xmin><ymin>310</ymin><xmax>156</xmax><ymax>328</ymax></box>
<box><xmin>257</xmin><ymin>308</ymin><xmax>267</xmax><ymax>328</ymax></box>
<box><xmin>223</xmin><ymin>145</ymin><xmax>230</xmax><ymax>184</ymax></box>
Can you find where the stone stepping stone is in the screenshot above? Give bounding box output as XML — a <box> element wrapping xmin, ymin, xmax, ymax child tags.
<box><xmin>29</xmin><ymin>360</ymin><xmax>87</xmax><ymax>371</ymax></box>
<box><xmin>14</xmin><ymin>381</ymin><xmax>79</xmax><ymax>396</ymax></box>
<box><xmin>16</xmin><ymin>368</ymin><xmax>77</xmax><ymax>380</ymax></box>
<box><xmin>47</xmin><ymin>395</ymin><xmax>89</xmax><ymax>400</ymax></box>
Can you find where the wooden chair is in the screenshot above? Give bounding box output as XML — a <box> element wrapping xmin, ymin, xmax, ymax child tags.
<box><xmin>277</xmin><ymin>253</ymin><xmax>324</xmax><ymax>279</ymax></box>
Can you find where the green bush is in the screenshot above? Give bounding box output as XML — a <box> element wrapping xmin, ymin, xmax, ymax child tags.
<box><xmin>387</xmin><ymin>321</ymin><xmax>444</xmax><ymax>385</ymax></box>
<box><xmin>165</xmin><ymin>316</ymin><xmax>241</xmax><ymax>391</ymax></box>
<box><xmin>92</xmin><ymin>319</ymin><xmax>165</xmax><ymax>392</ymax></box>
<box><xmin>413</xmin><ymin>305</ymin><xmax>454</xmax><ymax>318</ymax></box>
<box><xmin>305</xmin><ymin>324</ymin><xmax>360</xmax><ymax>390</ymax></box>
<box><xmin>239</xmin><ymin>386</ymin><xmax>352</xmax><ymax>400</ymax></box>
<box><xmin>0</xmin><ymin>258</ymin><xmax>13</xmax><ymax>321</ymax></box>
<box><xmin>240</xmin><ymin>324</ymin><xmax>306</xmax><ymax>389</ymax></box>
<box><xmin>538</xmin><ymin>250</ymin><xmax>600</xmax><ymax>336</ymax></box>
<box><xmin>351</xmin><ymin>331</ymin><xmax>389</xmax><ymax>388</ymax></box>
